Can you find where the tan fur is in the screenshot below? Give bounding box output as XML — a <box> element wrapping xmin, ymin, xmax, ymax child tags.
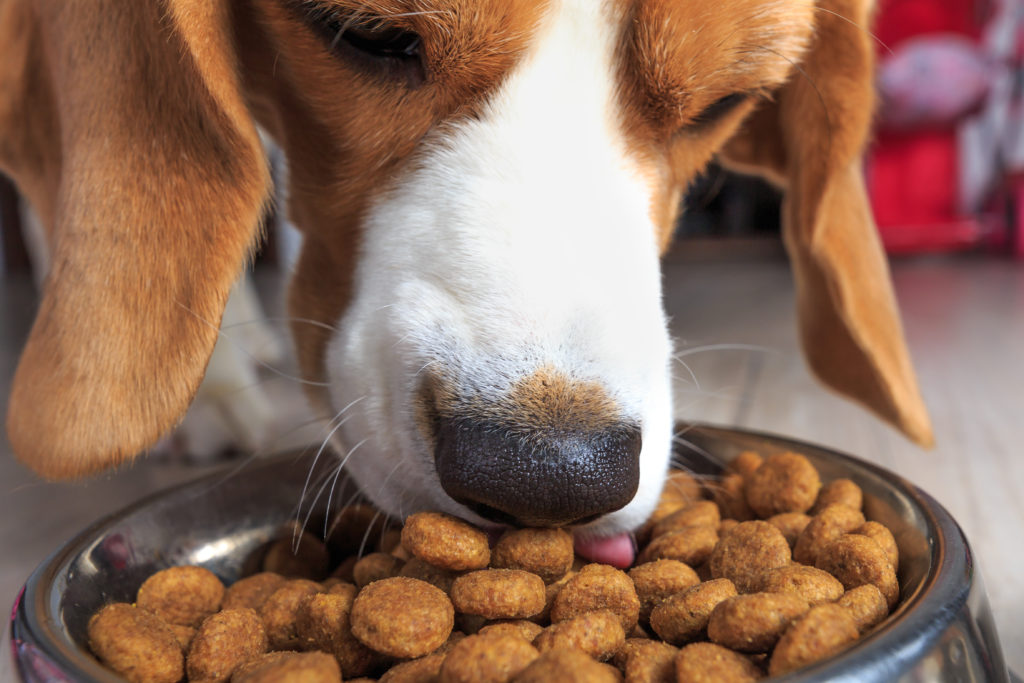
<box><xmin>1</xmin><ymin>0</ymin><xmax>931</xmax><ymax>480</ymax></box>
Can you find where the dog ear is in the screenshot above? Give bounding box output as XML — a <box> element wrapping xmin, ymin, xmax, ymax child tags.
<box><xmin>1</xmin><ymin>1</ymin><xmax>270</xmax><ymax>477</ymax></box>
<box><xmin>717</xmin><ymin>0</ymin><xmax>934</xmax><ymax>445</ymax></box>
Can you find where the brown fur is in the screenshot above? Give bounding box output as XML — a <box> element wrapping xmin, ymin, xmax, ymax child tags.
<box><xmin>1</xmin><ymin>0</ymin><xmax>931</xmax><ymax>480</ymax></box>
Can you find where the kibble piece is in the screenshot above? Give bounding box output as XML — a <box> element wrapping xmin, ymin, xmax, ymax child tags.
<box><xmin>708</xmin><ymin>521</ymin><xmax>791</xmax><ymax>593</ymax></box>
<box><xmin>638</xmin><ymin>525</ymin><xmax>718</xmax><ymax>567</ymax></box>
<box><xmin>533</xmin><ymin>610</ymin><xmax>625</xmax><ymax>661</ymax></box>
<box><xmin>711</xmin><ymin>473</ymin><xmax>754</xmax><ymax>521</ymax></box>
<box><xmin>717</xmin><ymin>519</ymin><xmax>739</xmax><ymax>538</ymax></box>
<box><xmin>352</xmin><ymin>552</ymin><xmax>405</xmax><ymax>587</ymax></box>
<box><xmin>744</xmin><ymin>452</ymin><xmax>821</xmax><ymax>517</ymax></box>
<box><xmin>650</xmin><ymin>501</ymin><xmax>721</xmax><ymax>539</ymax></box>
<box><xmin>726</xmin><ymin>451</ymin><xmax>764</xmax><ymax>479</ymax></box>
<box><xmin>222</xmin><ymin>572</ymin><xmax>287</xmax><ymax>612</ymax></box>
<box><xmin>401</xmin><ymin>512</ymin><xmax>490</xmax><ymax>571</ymax></box>
<box><xmin>186</xmin><ymin>608</ymin><xmax>267</xmax><ymax>682</ymax></box>
<box><xmin>674</xmin><ymin>642</ymin><xmax>762</xmax><ymax>683</ymax></box>
<box><xmin>326</xmin><ymin>504</ymin><xmax>388</xmax><ymax>556</ymax></box>
<box><xmin>296</xmin><ymin>591</ymin><xmax>377</xmax><ymax>678</ymax></box>
<box><xmin>169</xmin><ymin>624</ymin><xmax>196</xmax><ymax>651</ymax></box>
<box><xmin>232</xmin><ymin>651</ymin><xmax>341</xmax><ymax>683</ymax></box>
<box><xmin>451</xmin><ymin>569</ymin><xmax>547</xmax><ymax>619</ymax></box>
<box><xmin>853</xmin><ymin>521</ymin><xmax>899</xmax><ymax>570</ymax></box>
<box><xmin>792</xmin><ymin>504</ymin><xmax>866</xmax><ymax>566</ymax></box>
<box><xmin>350</xmin><ymin>577</ymin><xmax>455</xmax><ymax>658</ymax></box>
<box><xmin>836</xmin><ymin>584</ymin><xmax>889</xmax><ymax>633</ymax></box>
<box><xmin>761</xmin><ymin>565</ymin><xmax>845</xmax><ymax>606</ymax></box>
<box><xmin>816</xmin><ymin>535</ymin><xmax>899</xmax><ymax>608</ymax></box>
<box><xmin>628</xmin><ymin>559</ymin><xmax>700</xmax><ymax>622</ymax></box>
<box><xmin>439</xmin><ymin>633</ymin><xmax>539</xmax><ymax>683</ymax></box>
<box><xmin>136</xmin><ymin>565</ymin><xmax>225</xmax><ymax>628</ymax></box>
<box><xmin>707</xmin><ymin>592</ymin><xmax>810</xmax><ymax>653</ymax></box>
<box><xmin>812</xmin><ymin>479</ymin><xmax>863</xmax><ymax>513</ymax></box>
<box><xmin>765</xmin><ymin>513</ymin><xmax>811</xmax><ymax>548</ymax></box>
<box><xmin>262</xmin><ymin>527</ymin><xmax>331</xmax><ymax>581</ymax></box>
<box><xmin>87</xmin><ymin>603</ymin><xmax>184</xmax><ymax>683</ymax></box>
<box><xmin>513</xmin><ymin>648</ymin><xmax>622</xmax><ymax>682</ymax></box>
<box><xmin>550</xmin><ymin>564</ymin><xmax>641</xmax><ymax>632</ymax></box>
<box><xmin>768</xmin><ymin>604</ymin><xmax>859</xmax><ymax>676</ymax></box>
<box><xmin>615</xmin><ymin>639</ymin><xmax>678</xmax><ymax>683</ymax></box>
<box><xmin>259</xmin><ymin>578</ymin><xmax>323</xmax><ymax>651</ymax></box>
<box><xmin>479</xmin><ymin>620</ymin><xmax>545</xmax><ymax>642</ymax></box>
<box><xmin>379</xmin><ymin>653</ymin><xmax>446</xmax><ymax>683</ymax></box>
<box><xmin>531</xmin><ymin>570</ymin><xmax>576</xmax><ymax>624</ymax></box>
<box><xmin>400</xmin><ymin>556</ymin><xmax>460</xmax><ymax>594</ymax></box>
<box><xmin>648</xmin><ymin>578</ymin><xmax>737</xmax><ymax>645</ymax></box>
<box><xmin>491</xmin><ymin>528</ymin><xmax>575</xmax><ymax>583</ymax></box>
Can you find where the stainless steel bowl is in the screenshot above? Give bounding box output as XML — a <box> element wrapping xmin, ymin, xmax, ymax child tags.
<box><xmin>10</xmin><ymin>425</ymin><xmax>1013</xmax><ymax>682</ymax></box>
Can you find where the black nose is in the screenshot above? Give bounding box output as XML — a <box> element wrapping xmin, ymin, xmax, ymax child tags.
<box><xmin>433</xmin><ymin>416</ymin><xmax>642</xmax><ymax>527</ymax></box>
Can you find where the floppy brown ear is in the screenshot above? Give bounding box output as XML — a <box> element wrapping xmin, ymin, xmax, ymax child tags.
<box><xmin>718</xmin><ymin>0</ymin><xmax>934</xmax><ymax>446</ymax></box>
<box><xmin>0</xmin><ymin>0</ymin><xmax>270</xmax><ymax>477</ymax></box>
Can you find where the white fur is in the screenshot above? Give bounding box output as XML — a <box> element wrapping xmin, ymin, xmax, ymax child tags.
<box><xmin>324</xmin><ymin>0</ymin><xmax>673</xmax><ymax>537</ymax></box>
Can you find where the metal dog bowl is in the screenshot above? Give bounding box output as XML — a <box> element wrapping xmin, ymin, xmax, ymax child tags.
<box><xmin>9</xmin><ymin>424</ymin><xmax>1013</xmax><ymax>682</ymax></box>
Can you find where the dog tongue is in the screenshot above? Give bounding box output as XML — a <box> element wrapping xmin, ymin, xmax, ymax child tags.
<box><xmin>573</xmin><ymin>532</ymin><xmax>636</xmax><ymax>569</ymax></box>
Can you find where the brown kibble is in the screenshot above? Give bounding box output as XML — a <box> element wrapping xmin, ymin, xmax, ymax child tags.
<box><xmin>726</xmin><ymin>451</ymin><xmax>764</xmax><ymax>480</ymax></box>
<box><xmin>744</xmin><ymin>452</ymin><xmax>821</xmax><ymax>517</ymax></box>
<box><xmin>379</xmin><ymin>653</ymin><xmax>446</xmax><ymax>682</ymax></box>
<box><xmin>135</xmin><ymin>565</ymin><xmax>225</xmax><ymax>628</ymax></box>
<box><xmin>439</xmin><ymin>633</ymin><xmax>539</xmax><ymax>682</ymax></box>
<box><xmin>401</xmin><ymin>512</ymin><xmax>490</xmax><ymax>571</ymax></box>
<box><xmin>836</xmin><ymin>584</ymin><xmax>889</xmax><ymax>633</ymax></box>
<box><xmin>326</xmin><ymin>504</ymin><xmax>388</xmax><ymax>556</ymax></box>
<box><xmin>768</xmin><ymin>604</ymin><xmax>859</xmax><ymax>676</ymax></box>
<box><xmin>223</xmin><ymin>573</ymin><xmax>287</xmax><ymax>612</ymax></box>
<box><xmin>717</xmin><ymin>519</ymin><xmax>739</xmax><ymax>537</ymax></box>
<box><xmin>451</xmin><ymin>569</ymin><xmax>547</xmax><ymax>619</ymax></box>
<box><xmin>650</xmin><ymin>501</ymin><xmax>721</xmax><ymax>539</ymax></box>
<box><xmin>628</xmin><ymin>559</ymin><xmax>700</xmax><ymax>622</ymax></box>
<box><xmin>792</xmin><ymin>504</ymin><xmax>866</xmax><ymax>566</ymax></box>
<box><xmin>350</xmin><ymin>577</ymin><xmax>455</xmax><ymax>658</ymax></box>
<box><xmin>615</xmin><ymin>639</ymin><xmax>677</xmax><ymax>683</ymax></box>
<box><xmin>87</xmin><ymin>603</ymin><xmax>183</xmax><ymax>683</ymax></box>
<box><xmin>491</xmin><ymin>528</ymin><xmax>575</xmax><ymax>583</ymax></box>
<box><xmin>639</xmin><ymin>470</ymin><xmax>704</xmax><ymax>544</ymax></box>
<box><xmin>169</xmin><ymin>624</ymin><xmax>196</xmax><ymax>651</ymax></box>
<box><xmin>761</xmin><ymin>565</ymin><xmax>845</xmax><ymax>606</ymax></box>
<box><xmin>259</xmin><ymin>578</ymin><xmax>323</xmax><ymax>651</ymax></box>
<box><xmin>380</xmin><ymin>528</ymin><xmax>404</xmax><ymax>554</ymax></box>
<box><xmin>648</xmin><ymin>578</ymin><xmax>737</xmax><ymax>645</ymax></box>
<box><xmin>352</xmin><ymin>552</ymin><xmax>405</xmax><ymax>587</ymax></box>
<box><xmin>638</xmin><ymin>525</ymin><xmax>718</xmax><ymax>567</ymax></box>
<box><xmin>816</xmin><ymin>535</ymin><xmax>899</xmax><ymax>608</ymax></box>
<box><xmin>400</xmin><ymin>556</ymin><xmax>461</xmax><ymax>594</ymax></box>
<box><xmin>296</xmin><ymin>591</ymin><xmax>377</xmax><ymax>678</ymax></box>
<box><xmin>707</xmin><ymin>592</ymin><xmax>810</xmax><ymax>653</ymax></box>
<box><xmin>233</xmin><ymin>651</ymin><xmax>341</xmax><ymax>682</ymax></box>
<box><xmin>765</xmin><ymin>513</ymin><xmax>811</xmax><ymax>548</ymax></box>
<box><xmin>550</xmin><ymin>564</ymin><xmax>641</xmax><ymax>633</ymax></box>
<box><xmin>708</xmin><ymin>521</ymin><xmax>791</xmax><ymax>593</ymax></box>
<box><xmin>533</xmin><ymin>610</ymin><xmax>626</xmax><ymax>661</ymax></box>
<box><xmin>262</xmin><ymin>528</ymin><xmax>331</xmax><ymax>581</ymax></box>
<box><xmin>186</xmin><ymin>608</ymin><xmax>266</xmax><ymax>682</ymax></box>
<box><xmin>853</xmin><ymin>521</ymin><xmax>899</xmax><ymax>570</ymax></box>
<box><xmin>478</xmin><ymin>620</ymin><xmax>545</xmax><ymax>643</ymax></box>
<box><xmin>513</xmin><ymin>648</ymin><xmax>622</xmax><ymax>682</ymax></box>
<box><xmin>674</xmin><ymin>642</ymin><xmax>762</xmax><ymax>683</ymax></box>
<box><xmin>812</xmin><ymin>479</ymin><xmax>863</xmax><ymax>514</ymax></box>
<box><xmin>711</xmin><ymin>473</ymin><xmax>754</xmax><ymax>522</ymax></box>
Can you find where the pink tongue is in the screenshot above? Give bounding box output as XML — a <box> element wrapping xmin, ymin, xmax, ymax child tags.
<box><xmin>574</xmin><ymin>532</ymin><xmax>636</xmax><ymax>568</ymax></box>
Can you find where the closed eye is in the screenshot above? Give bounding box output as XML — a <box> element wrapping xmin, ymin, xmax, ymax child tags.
<box><xmin>686</xmin><ymin>93</ymin><xmax>750</xmax><ymax>130</ymax></box>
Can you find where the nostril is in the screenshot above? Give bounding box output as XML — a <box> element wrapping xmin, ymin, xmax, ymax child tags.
<box><xmin>433</xmin><ymin>416</ymin><xmax>642</xmax><ymax>528</ymax></box>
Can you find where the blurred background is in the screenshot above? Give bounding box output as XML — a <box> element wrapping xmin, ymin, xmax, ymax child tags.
<box><xmin>2</xmin><ymin>0</ymin><xmax>1023</xmax><ymax>679</ymax></box>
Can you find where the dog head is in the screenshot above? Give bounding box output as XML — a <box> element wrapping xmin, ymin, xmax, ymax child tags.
<box><xmin>1</xmin><ymin>0</ymin><xmax>931</xmax><ymax>540</ymax></box>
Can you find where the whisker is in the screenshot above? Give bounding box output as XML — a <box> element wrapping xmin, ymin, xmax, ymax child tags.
<box><xmin>810</xmin><ymin>6</ymin><xmax>893</xmax><ymax>55</ymax></box>
<box><xmin>673</xmin><ymin>343</ymin><xmax>777</xmax><ymax>359</ymax></box>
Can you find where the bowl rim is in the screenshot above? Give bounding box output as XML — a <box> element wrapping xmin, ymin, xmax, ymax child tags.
<box><xmin>7</xmin><ymin>424</ymin><xmax>1001</xmax><ymax>682</ymax></box>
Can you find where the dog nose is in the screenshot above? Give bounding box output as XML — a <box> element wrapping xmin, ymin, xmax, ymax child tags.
<box><xmin>433</xmin><ymin>416</ymin><xmax>642</xmax><ymax>527</ymax></box>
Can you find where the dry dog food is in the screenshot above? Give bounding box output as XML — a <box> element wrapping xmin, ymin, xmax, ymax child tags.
<box><xmin>86</xmin><ymin>447</ymin><xmax>904</xmax><ymax>682</ymax></box>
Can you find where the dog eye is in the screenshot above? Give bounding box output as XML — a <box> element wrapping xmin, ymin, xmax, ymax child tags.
<box><xmin>687</xmin><ymin>93</ymin><xmax>749</xmax><ymax>129</ymax></box>
<box><xmin>338</xmin><ymin>20</ymin><xmax>422</xmax><ymax>60</ymax></box>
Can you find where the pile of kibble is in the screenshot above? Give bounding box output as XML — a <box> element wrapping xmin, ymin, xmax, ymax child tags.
<box><xmin>86</xmin><ymin>450</ymin><xmax>901</xmax><ymax>682</ymax></box>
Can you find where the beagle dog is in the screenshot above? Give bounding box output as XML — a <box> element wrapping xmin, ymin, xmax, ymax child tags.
<box><xmin>0</xmin><ymin>0</ymin><xmax>931</xmax><ymax>565</ymax></box>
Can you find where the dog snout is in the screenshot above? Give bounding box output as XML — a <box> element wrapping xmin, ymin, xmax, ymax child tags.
<box><xmin>433</xmin><ymin>415</ymin><xmax>642</xmax><ymax>528</ymax></box>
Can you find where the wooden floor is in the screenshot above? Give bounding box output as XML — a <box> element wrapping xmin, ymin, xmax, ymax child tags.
<box><xmin>1</xmin><ymin>250</ymin><xmax>1022</xmax><ymax>679</ymax></box>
